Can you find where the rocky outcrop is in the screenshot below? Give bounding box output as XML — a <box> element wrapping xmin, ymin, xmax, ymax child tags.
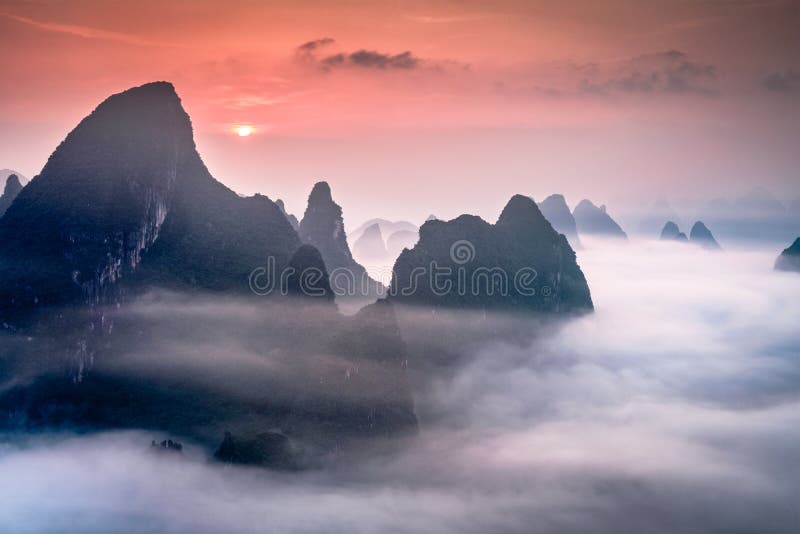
<box><xmin>538</xmin><ymin>194</ymin><xmax>582</xmax><ymax>248</ymax></box>
<box><xmin>660</xmin><ymin>221</ymin><xmax>688</xmax><ymax>242</ymax></box>
<box><xmin>774</xmin><ymin>238</ymin><xmax>800</xmax><ymax>272</ymax></box>
<box><xmin>353</xmin><ymin>223</ymin><xmax>388</xmax><ymax>261</ymax></box>
<box><xmin>214</xmin><ymin>431</ymin><xmax>297</xmax><ymax>469</ymax></box>
<box><xmin>573</xmin><ymin>199</ymin><xmax>628</xmax><ymax>240</ymax></box>
<box><xmin>689</xmin><ymin>221</ymin><xmax>721</xmax><ymax>250</ymax></box>
<box><xmin>275</xmin><ymin>199</ymin><xmax>300</xmax><ymax>230</ymax></box>
<box><xmin>298</xmin><ymin>182</ymin><xmax>382</xmax><ymax>297</ymax></box>
<box><xmin>0</xmin><ymin>173</ymin><xmax>23</xmax><ymax>217</ymax></box>
<box><xmin>389</xmin><ymin>195</ymin><xmax>593</xmax><ymax>313</ymax></box>
<box><xmin>285</xmin><ymin>244</ymin><xmax>335</xmax><ymax>301</ymax></box>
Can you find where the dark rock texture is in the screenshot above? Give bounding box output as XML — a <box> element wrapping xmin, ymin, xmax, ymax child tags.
<box><xmin>0</xmin><ymin>82</ymin><xmax>302</xmax><ymax>323</ymax></box>
<box><xmin>538</xmin><ymin>194</ymin><xmax>582</xmax><ymax>249</ymax></box>
<box><xmin>298</xmin><ymin>182</ymin><xmax>382</xmax><ymax>297</ymax></box>
<box><xmin>689</xmin><ymin>221</ymin><xmax>721</xmax><ymax>250</ymax></box>
<box><xmin>389</xmin><ymin>195</ymin><xmax>593</xmax><ymax>313</ymax></box>
<box><xmin>276</xmin><ymin>199</ymin><xmax>300</xmax><ymax>231</ymax></box>
<box><xmin>775</xmin><ymin>238</ymin><xmax>800</xmax><ymax>272</ymax></box>
<box><xmin>573</xmin><ymin>199</ymin><xmax>628</xmax><ymax>240</ymax></box>
<box><xmin>0</xmin><ymin>173</ymin><xmax>23</xmax><ymax>217</ymax></box>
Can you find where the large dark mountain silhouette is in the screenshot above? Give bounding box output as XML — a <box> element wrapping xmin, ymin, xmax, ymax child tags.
<box><xmin>573</xmin><ymin>199</ymin><xmax>628</xmax><ymax>240</ymax></box>
<box><xmin>390</xmin><ymin>195</ymin><xmax>593</xmax><ymax>313</ymax></box>
<box><xmin>538</xmin><ymin>194</ymin><xmax>582</xmax><ymax>249</ymax></box>
<box><xmin>0</xmin><ymin>82</ymin><xmax>416</xmax><ymax>465</ymax></box>
<box><xmin>774</xmin><ymin>238</ymin><xmax>800</xmax><ymax>272</ymax></box>
<box><xmin>0</xmin><ymin>82</ymin><xmax>301</xmax><ymax>322</ymax></box>
<box><xmin>298</xmin><ymin>181</ymin><xmax>382</xmax><ymax>297</ymax></box>
<box><xmin>0</xmin><ymin>173</ymin><xmax>23</xmax><ymax>217</ymax></box>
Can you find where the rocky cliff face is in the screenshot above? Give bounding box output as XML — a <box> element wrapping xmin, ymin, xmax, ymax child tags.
<box><xmin>389</xmin><ymin>195</ymin><xmax>593</xmax><ymax>313</ymax></box>
<box><xmin>0</xmin><ymin>82</ymin><xmax>305</xmax><ymax>323</ymax></box>
<box><xmin>0</xmin><ymin>82</ymin><xmax>191</xmax><ymax>316</ymax></box>
<box><xmin>573</xmin><ymin>199</ymin><xmax>628</xmax><ymax>240</ymax></box>
<box><xmin>298</xmin><ymin>181</ymin><xmax>382</xmax><ymax>297</ymax></box>
<box><xmin>276</xmin><ymin>199</ymin><xmax>300</xmax><ymax>230</ymax></box>
<box><xmin>538</xmin><ymin>194</ymin><xmax>582</xmax><ymax>249</ymax></box>
<box><xmin>689</xmin><ymin>221</ymin><xmax>721</xmax><ymax>250</ymax></box>
<box><xmin>775</xmin><ymin>238</ymin><xmax>800</xmax><ymax>272</ymax></box>
<box><xmin>0</xmin><ymin>173</ymin><xmax>23</xmax><ymax>217</ymax></box>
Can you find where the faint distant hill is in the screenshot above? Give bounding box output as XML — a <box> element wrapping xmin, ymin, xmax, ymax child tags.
<box><xmin>352</xmin><ymin>222</ymin><xmax>389</xmax><ymax>262</ymax></box>
<box><xmin>637</xmin><ymin>198</ymin><xmax>684</xmax><ymax>237</ymax></box>
<box><xmin>697</xmin><ymin>187</ymin><xmax>798</xmax><ymax>245</ymax></box>
<box><xmin>350</xmin><ymin>218</ymin><xmax>418</xmax><ymax>245</ymax></box>
<box><xmin>573</xmin><ymin>199</ymin><xmax>628</xmax><ymax>240</ymax></box>
<box><xmin>0</xmin><ymin>169</ymin><xmax>27</xmax><ymax>184</ymax></box>
<box><xmin>538</xmin><ymin>194</ymin><xmax>581</xmax><ymax>249</ymax></box>
<box><xmin>0</xmin><ymin>173</ymin><xmax>24</xmax><ymax>217</ymax></box>
<box><xmin>734</xmin><ymin>187</ymin><xmax>785</xmax><ymax>214</ymax></box>
<box><xmin>386</xmin><ymin>229</ymin><xmax>419</xmax><ymax>257</ymax></box>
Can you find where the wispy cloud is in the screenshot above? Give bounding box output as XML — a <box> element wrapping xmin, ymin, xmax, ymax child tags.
<box><xmin>0</xmin><ymin>12</ymin><xmax>182</xmax><ymax>47</ymax></box>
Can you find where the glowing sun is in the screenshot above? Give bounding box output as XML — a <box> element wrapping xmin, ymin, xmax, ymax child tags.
<box><xmin>233</xmin><ymin>124</ymin><xmax>254</xmax><ymax>137</ymax></box>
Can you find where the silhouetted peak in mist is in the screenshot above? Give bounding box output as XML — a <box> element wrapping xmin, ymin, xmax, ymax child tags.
<box><xmin>735</xmin><ymin>187</ymin><xmax>785</xmax><ymax>214</ymax></box>
<box><xmin>0</xmin><ymin>173</ymin><xmax>23</xmax><ymax>217</ymax></box>
<box><xmin>690</xmin><ymin>221</ymin><xmax>721</xmax><ymax>250</ymax></box>
<box><xmin>660</xmin><ymin>221</ymin><xmax>688</xmax><ymax>242</ymax></box>
<box><xmin>573</xmin><ymin>199</ymin><xmax>628</xmax><ymax>240</ymax></box>
<box><xmin>299</xmin><ymin>181</ymin><xmax>382</xmax><ymax>297</ymax></box>
<box><xmin>538</xmin><ymin>194</ymin><xmax>582</xmax><ymax>249</ymax></box>
<box><xmin>391</xmin><ymin>194</ymin><xmax>593</xmax><ymax>313</ymax></box>
<box><xmin>774</xmin><ymin>238</ymin><xmax>800</xmax><ymax>272</ymax></box>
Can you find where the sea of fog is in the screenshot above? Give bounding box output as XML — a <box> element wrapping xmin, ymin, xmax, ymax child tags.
<box><xmin>1</xmin><ymin>240</ymin><xmax>799</xmax><ymax>533</ymax></box>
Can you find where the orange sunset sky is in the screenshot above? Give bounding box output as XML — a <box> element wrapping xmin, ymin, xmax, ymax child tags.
<box><xmin>1</xmin><ymin>0</ymin><xmax>799</xmax><ymax>224</ymax></box>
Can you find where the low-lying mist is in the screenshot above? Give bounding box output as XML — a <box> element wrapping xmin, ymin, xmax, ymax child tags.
<box><xmin>2</xmin><ymin>240</ymin><xmax>799</xmax><ymax>533</ymax></box>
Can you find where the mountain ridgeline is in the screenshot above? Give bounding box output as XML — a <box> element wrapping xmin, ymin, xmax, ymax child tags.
<box><xmin>0</xmin><ymin>173</ymin><xmax>23</xmax><ymax>217</ymax></box>
<box><xmin>390</xmin><ymin>195</ymin><xmax>593</xmax><ymax>313</ymax></box>
<box><xmin>572</xmin><ymin>199</ymin><xmax>628</xmax><ymax>240</ymax></box>
<box><xmin>0</xmin><ymin>82</ymin><xmax>302</xmax><ymax>322</ymax></box>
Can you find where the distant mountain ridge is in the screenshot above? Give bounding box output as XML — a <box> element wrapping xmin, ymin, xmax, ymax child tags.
<box><xmin>538</xmin><ymin>194</ymin><xmax>582</xmax><ymax>249</ymax></box>
<box><xmin>573</xmin><ymin>199</ymin><xmax>628</xmax><ymax>240</ymax></box>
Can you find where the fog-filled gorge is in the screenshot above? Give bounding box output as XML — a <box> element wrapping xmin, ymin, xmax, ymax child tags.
<box><xmin>3</xmin><ymin>241</ymin><xmax>798</xmax><ymax>534</ymax></box>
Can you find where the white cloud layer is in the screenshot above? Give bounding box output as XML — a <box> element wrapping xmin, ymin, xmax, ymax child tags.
<box><xmin>1</xmin><ymin>241</ymin><xmax>799</xmax><ymax>533</ymax></box>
